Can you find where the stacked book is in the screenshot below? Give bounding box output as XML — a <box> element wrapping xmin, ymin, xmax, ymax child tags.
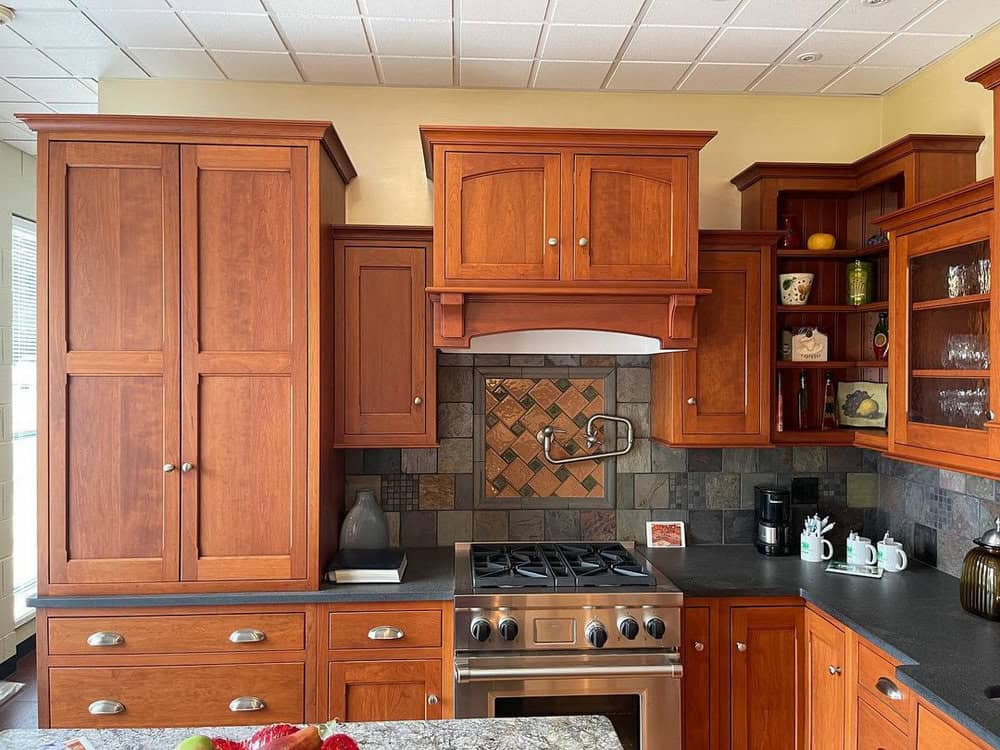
<box><xmin>325</xmin><ymin>548</ymin><xmax>407</xmax><ymax>584</ymax></box>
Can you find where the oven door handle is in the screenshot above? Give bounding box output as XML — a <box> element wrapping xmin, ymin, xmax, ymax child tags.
<box><xmin>455</xmin><ymin>662</ymin><xmax>683</xmax><ymax>683</ymax></box>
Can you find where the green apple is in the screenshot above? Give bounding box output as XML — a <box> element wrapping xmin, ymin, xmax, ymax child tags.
<box><xmin>174</xmin><ymin>735</ymin><xmax>214</xmax><ymax>750</ymax></box>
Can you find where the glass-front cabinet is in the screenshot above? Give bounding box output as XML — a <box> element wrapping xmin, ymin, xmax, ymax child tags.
<box><xmin>885</xmin><ymin>178</ymin><xmax>999</xmax><ymax>474</ymax></box>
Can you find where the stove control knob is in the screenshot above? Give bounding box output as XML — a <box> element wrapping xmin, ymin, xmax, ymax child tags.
<box><xmin>497</xmin><ymin>617</ymin><xmax>519</xmax><ymax>642</ymax></box>
<box><xmin>645</xmin><ymin>617</ymin><xmax>666</xmax><ymax>640</ymax></box>
<box><xmin>586</xmin><ymin>621</ymin><xmax>608</xmax><ymax>649</ymax></box>
<box><xmin>470</xmin><ymin>618</ymin><xmax>492</xmax><ymax>642</ymax></box>
<box><xmin>618</xmin><ymin>616</ymin><xmax>640</xmax><ymax>641</ymax></box>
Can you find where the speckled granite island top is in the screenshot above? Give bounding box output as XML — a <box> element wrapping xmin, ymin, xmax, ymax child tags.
<box><xmin>0</xmin><ymin>716</ymin><xmax>621</xmax><ymax>750</ymax></box>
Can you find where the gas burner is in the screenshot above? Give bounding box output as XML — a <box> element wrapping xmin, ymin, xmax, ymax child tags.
<box><xmin>469</xmin><ymin>542</ymin><xmax>656</xmax><ymax>589</ymax></box>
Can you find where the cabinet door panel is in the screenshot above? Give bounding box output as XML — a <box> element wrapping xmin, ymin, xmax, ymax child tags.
<box><xmin>443</xmin><ymin>151</ymin><xmax>560</xmax><ymax>281</ymax></box>
<box><xmin>806</xmin><ymin>611</ymin><xmax>845</xmax><ymax>750</ymax></box>
<box><xmin>180</xmin><ymin>145</ymin><xmax>307</xmax><ymax>582</ymax></box>
<box><xmin>683</xmin><ymin>607</ymin><xmax>712</xmax><ymax>750</ymax></box>
<box><xmin>328</xmin><ymin>660</ymin><xmax>442</xmax><ymax>723</ymax></box>
<box><xmin>574</xmin><ymin>154</ymin><xmax>688</xmax><ymax>281</ymax></box>
<box><xmin>47</xmin><ymin>141</ymin><xmax>180</xmax><ymax>585</ymax></box>
<box><xmin>731</xmin><ymin>606</ymin><xmax>804</xmax><ymax>750</ymax></box>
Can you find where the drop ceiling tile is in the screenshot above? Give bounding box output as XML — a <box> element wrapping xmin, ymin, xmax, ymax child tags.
<box><xmin>0</xmin><ymin>122</ymin><xmax>32</xmax><ymax>139</ymax></box>
<box><xmin>460</xmin><ymin>0</ymin><xmax>548</xmax><ymax>22</ymax></box>
<box><xmin>823</xmin><ymin>0</ymin><xmax>937</xmax><ymax>31</ymax></box>
<box><xmin>785</xmin><ymin>29</ymin><xmax>890</xmax><ymax>65</ymax></box>
<box><xmin>461</xmin><ymin>22</ymin><xmax>541</xmax><ymax>58</ymax></box>
<box><xmin>172</xmin><ymin>0</ymin><xmax>264</xmax><ymax>9</ymax></box>
<box><xmin>732</xmin><ymin>0</ymin><xmax>839</xmax><ymax>29</ymax></box>
<box><xmin>88</xmin><ymin>10</ymin><xmax>199</xmax><ymax>47</ymax></box>
<box><xmin>909</xmin><ymin>0</ymin><xmax>1000</xmax><ymax>34</ymax></box>
<box><xmin>644</xmin><ymin>0</ymin><xmax>740</xmax><ymax>25</ymax></box>
<box><xmin>824</xmin><ymin>65</ymin><xmax>916</xmax><ymax>94</ymax></box>
<box><xmin>0</xmin><ymin>101</ymin><xmax>52</xmax><ymax>120</ymax></box>
<box><xmin>705</xmin><ymin>26</ymin><xmax>804</xmax><ymax>64</ymax></box>
<box><xmin>277</xmin><ymin>15</ymin><xmax>371</xmax><ymax>54</ymax></box>
<box><xmin>48</xmin><ymin>101</ymin><xmax>99</xmax><ymax>113</ymax></box>
<box><xmin>265</xmin><ymin>0</ymin><xmax>359</xmax><ymax>14</ymax></box>
<box><xmin>460</xmin><ymin>58</ymin><xmax>533</xmax><ymax>87</ymax></box>
<box><xmin>45</xmin><ymin>47</ymin><xmax>148</xmax><ymax>78</ymax></box>
<box><xmin>128</xmin><ymin>47</ymin><xmax>224</xmax><ymax>77</ymax></box>
<box><xmin>753</xmin><ymin>63</ymin><xmax>843</xmax><ymax>92</ymax></box>
<box><xmin>607</xmin><ymin>61</ymin><xmax>688</xmax><ymax>90</ymax></box>
<box><xmin>0</xmin><ymin>81</ymin><xmax>33</xmax><ymax>102</ymax></box>
<box><xmin>533</xmin><ymin>59</ymin><xmax>610</xmax><ymax>89</ymax></box>
<box><xmin>10</xmin><ymin>10</ymin><xmax>114</xmax><ymax>47</ymax></box>
<box><xmin>0</xmin><ymin>28</ymin><xmax>32</xmax><ymax>48</ymax></box>
<box><xmin>542</xmin><ymin>24</ymin><xmax>630</xmax><ymax>61</ymax></box>
<box><xmin>76</xmin><ymin>0</ymin><xmax>169</xmax><ymax>8</ymax></box>
<box><xmin>0</xmin><ymin>49</ymin><xmax>67</xmax><ymax>76</ymax></box>
<box><xmin>551</xmin><ymin>0</ymin><xmax>645</xmax><ymax>24</ymax></box>
<box><xmin>368</xmin><ymin>18</ymin><xmax>452</xmax><ymax>56</ymax></box>
<box><xmin>8</xmin><ymin>0</ymin><xmax>75</xmax><ymax>8</ymax></box>
<box><xmin>7</xmin><ymin>77</ymin><xmax>98</xmax><ymax>102</ymax></box>
<box><xmin>679</xmin><ymin>62</ymin><xmax>769</xmax><ymax>91</ymax></box>
<box><xmin>298</xmin><ymin>52</ymin><xmax>378</xmax><ymax>83</ymax></box>
<box><xmin>624</xmin><ymin>25</ymin><xmax>715</xmax><ymax>62</ymax></box>
<box><xmin>379</xmin><ymin>56</ymin><xmax>453</xmax><ymax>85</ymax></box>
<box><xmin>862</xmin><ymin>33</ymin><xmax>967</xmax><ymax>67</ymax></box>
<box><xmin>181</xmin><ymin>12</ymin><xmax>283</xmax><ymax>51</ymax></box>
<box><xmin>5</xmin><ymin>140</ymin><xmax>38</xmax><ymax>156</ymax></box>
<box><xmin>364</xmin><ymin>0</ymin><xmax>452</xmax><ymax>18</ymax></box>
<box><xmin>212</xmin><ymin>50</ymin><xmax>301</xmax><ymax>81</ymax></box>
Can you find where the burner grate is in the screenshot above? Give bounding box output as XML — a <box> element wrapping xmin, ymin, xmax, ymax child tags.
<box><xmin>469</xmin><ymin>542</ymin><xmax>656</xmax><ymax>589</ymax></box>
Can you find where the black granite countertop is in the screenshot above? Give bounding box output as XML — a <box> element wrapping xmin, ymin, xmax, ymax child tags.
<box><xmin>644</xmin><ymin>545</ymin><xmax>1000</xmax><ymax>748</ymax></box>
<box><xmin>27</xmin><ymin>547</ymin><xmax>454</xmax><ymax>609</ymax></box>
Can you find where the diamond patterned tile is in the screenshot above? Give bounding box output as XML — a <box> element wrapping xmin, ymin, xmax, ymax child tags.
<box><xmin>529</xmin><ymin>466</ymin><xmax>562</xmax><ymax>497</ymax></box>
<box><xmin>486</xmin><ymin>421</ymin><xmax>517</xmax><ymax>452</ymax></box>
<box><xmin>494</xmin><ymin>394</ymin><xmax>527</xmax><ymax>426</ymax></box>
<box><xmin>528</xmin><ymin>379</ymin><xmax>561</xmax><ymax>408</ymax></box>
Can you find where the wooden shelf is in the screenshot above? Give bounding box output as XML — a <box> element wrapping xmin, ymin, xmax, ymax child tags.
<box><xmin>911</xmin><ymin>293</ymin><xmax>990</xmax><ymax>311</ymax></box>
<box><xmin>776</xmin><ymin>360</ymin><xmax>888</xmax><ymax>369</ymax></box>
<box><xmin>775</xmin><ymin>242</ymin><xmax>889</xmax><ymax>259</ymax></box>
<box><xmin>853</xmin><ymin>429</ymin><xmax>889</xmax><ymax>451</ymax></box>
<box><xmin>911</xmin><ymin>369</ymin><xmax>990</xmax><ymax>379</ymax></box>
<box><xmin>777</xmin><ymin>302</ymin><xmax>889</xmax><ymax>314</ymax></box>
<box><xmin>772</xmin><ymin>428</ymin><xmax>857</xmax><ymax>445</ymax></box>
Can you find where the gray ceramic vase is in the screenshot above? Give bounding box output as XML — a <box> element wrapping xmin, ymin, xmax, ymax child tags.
<box><xmin>339</xmin><ymin>489</ymin><xmax>390</xmax><ymax>549</ymax></box>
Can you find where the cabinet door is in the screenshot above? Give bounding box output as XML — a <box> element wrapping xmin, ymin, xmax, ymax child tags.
<box><xmin>731</xmin><ymin>606</ymin><xmax>805</xmax><ymax>750</ymax></box>
<box><xmin>806</xmin><ymin>611</ymin><xmax>846</xmax><ymax>750</ymax></box>
<box><xmin>857</xmin><ymin>698</ymin><xmax>908</xmax><ymax>750</ymax></box>
<box><xmin>179</xmin><ymin>145</ymin><xmax>308</xmax><ymax>583</ymax></box>
<box><xmin>684</xmin><ymin>606</ymin><xmax>713</xmax><ymax>750</ymax></box>
<box><xmin>443</xmin><ymin>151</ymin><xmax>561</xmax><ymax>282</ymax></box>
<box><xmin>336</xmin><ymin>241</ymin><xmax>434</xmax><ymax>445</ymax></box>
<box><xmin>328</xmin><ymin>660</ymin><xmax>442</xmax><ymax>723</ymax></box>
<box><xmin>680</xmin><ymin>250</ymin><xmax>766</xmax><ymax>441</ymax></box>
<box><xmin>573</xmin><ymin>154</ymin><xmax>689</xmax><ymax>281</ymax></box>
<box><xmin>47</xmin><ymin>141</ymin><xmax>180</xmax><ymax>586</ymax></box>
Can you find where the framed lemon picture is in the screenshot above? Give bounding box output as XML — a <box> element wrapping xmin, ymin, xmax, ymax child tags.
<box><xmin>836</xmin><ymin>381</ymin><xmax>888</xmax><ymax>428</ymax></box>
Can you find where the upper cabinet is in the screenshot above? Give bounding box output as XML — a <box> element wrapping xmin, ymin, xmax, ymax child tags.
<box><xmin>24</xmin><ymin>114</ymin><xmax>356</xmax><ymax>594</ymax></box>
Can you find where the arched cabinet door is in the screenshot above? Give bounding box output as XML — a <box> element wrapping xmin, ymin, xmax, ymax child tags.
<box><xmin>573</xmin><ymin>154</ymin><xmax>690</xmax><ymax>282</ymax></box>
<box><xmin>442</xmin><ymin>151</ymin><xmax>561</xmax><ymax>282</ymax></box>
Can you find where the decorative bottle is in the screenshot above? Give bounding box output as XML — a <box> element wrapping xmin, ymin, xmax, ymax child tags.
<box><xmin>339</xmin><ymin>490</ymin><xmax>389</xmax><ymax>550</ymax></box>
<box><xmin>822</xmin><ymin>372</ymin><xmax>837</xmax><ymax>430</ymax></box>
<box><xmin>797</xmin><ymin>370</ymin><xmax>808</xmax><ymax>430</ymax></box>
<box><xmin>776</xmin><ymin>372</ymin><xmax>784</xmax><ymax>433</ymax></box>
<box><xmin>873</xmin><ymin>312</ymin><xmax>889</xmax><ymax>360</ymax></box>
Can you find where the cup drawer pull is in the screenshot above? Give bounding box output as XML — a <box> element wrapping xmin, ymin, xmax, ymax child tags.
<box><xmin>875</xmin><ymin>677</ymin><xmax>904</xmax><ymax>701</ymax></box>
<box><xmin>229</xmin><ymin>628</ymin><xmax>266</xmax><ymax>644</ymax></box>
<box><xmin>229</xmin><ymin>696</ymin><xmax>266</xmax><ymax>712</ymax></box>
<box><xmin>87</xmin><ymin>632</ymin><xmax>125</xmax><ymax>647</ymax></box>
<box><xmin>88</xmin><ymin>700</ymin><xmax>125</xmax><ymax>715</ymax></box>
<box><xmin>368</xmin><ymin>625</ymin><xmax>405</xmax><ymax>640</ymax></box>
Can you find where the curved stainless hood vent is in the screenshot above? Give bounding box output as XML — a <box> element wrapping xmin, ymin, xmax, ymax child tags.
<box><xmin>442</xmin><ymin>329</ymin><xmax>684</xmax><ymax>355</ymax></box>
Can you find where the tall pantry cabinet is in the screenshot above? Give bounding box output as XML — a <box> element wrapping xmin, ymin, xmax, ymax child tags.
<box><xmin>24</xmin><ymin>115</ymin><xmax>357</xmax><ymax>594</ymax></box>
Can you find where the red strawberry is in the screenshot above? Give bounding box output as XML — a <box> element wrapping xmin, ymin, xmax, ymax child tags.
<box><xmin>320</xmin><ymin>734</ymin><xmax>359</xmax><ymax>750</ymax></box>
<box><xmin>212</xmin><ymin>740</ymin><xmax>243</xmax><ymax>750</ymax></box>
<box><xmin>243</xmin><ymin>724</ymin><xmax>300</xmax><ymax>750</ymax></box>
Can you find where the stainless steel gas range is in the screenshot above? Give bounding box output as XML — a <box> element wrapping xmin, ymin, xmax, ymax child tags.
<box><xmin>453</xmin><ymin>541</ymin><xmax>683</xmax><ymax>750</ymax></box>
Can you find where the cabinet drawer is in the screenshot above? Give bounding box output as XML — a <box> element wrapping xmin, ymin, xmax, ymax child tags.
<box><xmin>856</xmin><ymin>641</ymin><xmax>911</xmax><ymax>725</ymax></box>
<box><xmin>49</xmin><ymin>663</ymin><xmax>304</xmax><ymax>728</ymax></box>
<box><xmin>329</xmin><ymin>609</ymin><xmax>442</xmax><ymax>650</ymax></box>
<box><xmin>49</xmin><ymin>613</ymin><xmax>306</xmax><ymax>655</ymax></box>
<box><xmin>917</xmin><ymin>705</ymin><xmax>987</xmax><ymax>750</ymax></box>
<box><xmin>857</xmin><ymin>697</ymin><xmax>909</xmax><ymax>750</ymax></box>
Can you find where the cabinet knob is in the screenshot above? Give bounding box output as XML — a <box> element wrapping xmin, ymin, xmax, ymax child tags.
<box><xmin>547</xmin><ymin>237</ymin><xmax>558</xmax><ymax>247</ymax></box>
<box><xmin>736</xmin><ymin>641</ymin><xmax>747</xmax><ymax>652</ymax></box>
<box><xmin>229</xmin><ymin>628</ymin><xmax>266</xmax><ymax>644</ymax></box>
<box><xmin>229</xmin><ymin>696</ymin><xmax>266</xmax><ymax>712</ymax></box>
<box><xmin>413</xmin><ymin>396</ymin><xmax>423</xmax><ymax>406</ymax></box>
<box><xmin>693</xmin><ymin>641</ymin><xmax>705</xmax><ymax>652</ymax></box>
<box><xmin>578</xmin><ymin>237</ymin><xmax>589</xmax><ymax>247</ymax></box>
<box><xmin>88</xmin><ymin>700</ymin><xmax>125</xmax><ymax>716</ymax></box>
<box><xmin>87</xmin><ymin>631</ymin><xmax>124</xmax><ymax>647</ymax></box>
<box><xmin>368</xmin><ymin>625</ymin><xmax>405</xmax><ymax>640</ymax></box>
<box><xmin>181</xmin><ymin>462</ymin><xmax>195</xmax><ymax>473</ymax></box>
<box><xmin>163</xmin><ymin>463</ymin><xmax>176</xmax><ymax>473</ymax></box>
<box><xmin>427</xmin><ymin>694</ymin><xmax>439</xmax><ymax>706</ymax></box>
<box><xmin>828</xmin><ymin>665</ymin><xmax>842</xmax><ymax>676</ymax></box>
<box><xmin>686</xmin><ymin>397</ymin><xmax>697</xmax><ymax>406</ymax></box>
<box><xmin>875</xmin><ymin>677</ymin><xmax>903</xmax><ymax>701</ymax></box>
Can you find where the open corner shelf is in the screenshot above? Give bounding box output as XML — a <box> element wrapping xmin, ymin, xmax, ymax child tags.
<box><xmin>773</xmin><ymin>427</ymin><xmax>888</xmax><ymax>451</ymax></box>
<box><xmin>776</xmin><ymin>360</ymin><xmax>888</xmax><ymax>370</ymax></box>
<box><xmin>777</xmin><ymin>302</ymin><xmax>889</xmax><ymax>314</ymax></box>
<box><xmin>775</xmin><ymin>242</ymin><xmax>889</xmax><ymax>260</ymax></box>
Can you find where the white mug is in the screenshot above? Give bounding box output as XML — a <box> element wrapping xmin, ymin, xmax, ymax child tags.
<box><xmin>801</xmin><ymin>533</ymin><xmax>833</xmax><ymax>563</ymax></box>
<box><xmin>878</xmin><ymin>538</ymin><xmax>908</xmax><ymax>572</ymax></box>
<box><xmin>846</xmin><ymin>533</ymin><xmax>878</xmax><ymax>566</ymax></box>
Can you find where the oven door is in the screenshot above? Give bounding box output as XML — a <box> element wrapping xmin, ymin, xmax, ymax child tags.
<box><xmin>454</xmin><ymin>651</ymin><xmax>682</xmax><ymax>750</ymax></box>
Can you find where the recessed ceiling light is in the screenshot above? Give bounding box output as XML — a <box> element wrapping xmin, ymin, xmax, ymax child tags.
<box><xmin>797</xmin><ymin>52</ymin><xmax>823</xmax><ymax>63</ymax></box>
<box><xmin>860</xmin><ymin>0</ymin><xmax>890</xmax><ymax>6</ymax></box>
<box><xmin>0</xmin><ymin>6</ymin><xmax>15</xmax><ymax>26</ymax></box>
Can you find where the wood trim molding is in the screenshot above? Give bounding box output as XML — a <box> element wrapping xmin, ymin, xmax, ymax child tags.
<box><xmin>967</xmin><ymin>57</ymin><xmax>1000</xmax><ymax>90</ymax></box>
<box><xmin>331</xmin><ymin>225</ymin><xmax>432</xmax><ymax>241</ymax></box>
<box><xmin>698</xmin><ymin>229</ymin><xmax>784</xmax><ymax>248</ymax></box>
<box><xmin>876</xmin><ymin>177</ymin><xmax>994</xmax><ymax>234</ymax></box>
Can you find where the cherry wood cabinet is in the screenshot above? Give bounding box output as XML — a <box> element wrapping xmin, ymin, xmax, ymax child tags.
<box><xmin>805</xmin><ymin>609</ymin><xmax>846</xmax><ymax>750</ymax></box>
<box><xmin>24</xmin><ymin>114</ymin><xmax>356</xmax><ymax>594</ymax></box>
<box><xmin>327</xmin><ymin>659</ymin><xmax>443</xmax><ymax>723</ymax></box>
<box><xmin>333</xmin><ymin>226</ymin><xmax>436</xmax><ymax>447</ymax></box>
<box><xmin>652</xmin><ymin>231</ymin><xmax>777</xmax><ymax>447</ymax></box>
<box><xmin>683</xmin><ymin>605</ymin><xmax>714</xmax><ymax>750</ymax></box>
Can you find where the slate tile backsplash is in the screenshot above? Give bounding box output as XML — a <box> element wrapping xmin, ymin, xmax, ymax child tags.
<box><xmin>342</xmin><ymin>354</ymin><xmax>879</xmax><ymax>548</ymax></box>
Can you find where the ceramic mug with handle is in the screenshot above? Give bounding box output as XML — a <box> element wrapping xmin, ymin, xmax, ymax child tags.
<box><xmin>801</xmin><ymin>533</ymin><xmax>833</xmax><ymax>563</ymax></box>
<box><xmin>846</xmin><ymin>532</ymin><xmax>878</xmax><ymax>566</ymax></box>
<box><xmin>878</xmin><ymin>535</ymin><xmax>908</xmax><ymax>572</ymax></box>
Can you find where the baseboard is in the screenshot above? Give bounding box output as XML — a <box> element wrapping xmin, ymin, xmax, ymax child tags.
<box><xmin>0</xmin><ymin>635</ymin><xmax>36</xmax><ymax>680</ymax></box>
<box><xmin>0</xmin><ymin>654</ymin><xmax>15</xmax><ymax>681</ymax></box>
<box><xmin>16</xmin><ymin>635</ymin><xmax>35</xmax><ymax>660</ymax></box>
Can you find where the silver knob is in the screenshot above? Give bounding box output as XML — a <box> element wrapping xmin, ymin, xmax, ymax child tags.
<box><xmin>413</xmin><ymin>396</ymin><xmax>422</xmax><ymax>405</ymax></box>
<box><xmin>578</xmin><ymin>237</ymin><xmax>589</xmax><ymax>247</ymax></box>
<box><xmin>427</xmin><ymin>694</ymin><xmax>439</xmax><ymax>706</ymax></box>
<box><xmin>181</xmin><ymin>462</ymin><xmax>194</xmax><ymax>472</ymax></box>
<box><xmin>163</xmin><ymin>463</ymin><xmax>176</xmax><ymax>473</ymax></box>
<box><xmin>87</xmin><ymin>631</ymin><xmax>124</xmax><ymax>647</ymax></box>
<box><xmin>828</xmin><ymin>665</ymin><xmax>842</xmax><ymax>676</ymax></box>
<box><xmin>229</xmin><ymin>696</ymin><xmax>266</xmax><ymax>712</ymax></box>
<box><xmin>88</xmin><ymin>700</ymin><xmax>125</xmax><ymax>715</ymax></box>
<box><xmin>547</xmin><ymin>237</ymin><xmax>558</xmax><ymax>246</ymax></box>
<box><xmin>686</xmin><ymin>397</ymin><xmax>697</xmax><ymax>405</ymax></box>
<box><xmin>694</xmin><ymin>641</ymin><xmax>705</xmax><ymax>652</ymax></box>
<box><xmin>990</xmin><ymin>410</ymin><xmax>996</xmax><ymax>421</ymax></box>
<box><xmin>229</xmin><ymin>628</ymin><xmax>266</xmax><ymax>644</ymax></box>
<box><xmin>736</xmin><ymin>641</ymin><xmax>747</xmax><ymax>652</ymax></box>
<box><xmin>368</xmin><ymin>625</ymin><xmax>405</xmax><ymax>640</ymax></box>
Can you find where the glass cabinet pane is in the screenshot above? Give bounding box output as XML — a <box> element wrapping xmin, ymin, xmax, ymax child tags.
<box><xmin>910</xmin><ymin>305</ymin><xmax>989</xmax><ymax>371</ymax></box>
<box><xmin>909</xmin><ymin>377</ymin><xmax>989</xmax><ymax>430</ymax></box>
<box><xmin>910</xmin><ymin>240</ymin><xmax>989</xmax><ymax>302</ymax></box>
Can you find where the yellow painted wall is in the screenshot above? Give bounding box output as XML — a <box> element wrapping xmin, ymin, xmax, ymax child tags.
<box><xmin>882</xmin><ymin>23</ymin><xmax>1000</xmax><ymax>180</ymax></box>
<box><xmin>99</xmin><ymin>79</ymin><xmax>882</xmax><ymax>228</ymax></box>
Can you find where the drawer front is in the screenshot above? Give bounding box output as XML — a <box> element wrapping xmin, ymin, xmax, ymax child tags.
<box><xmin>917</xmin><ymin>705</ymin><xmax>986</xmax><ymax>750</ymax></box>
<box><xmin>49</xmin><ymin>613</ymin><xmax>306</xmax><ymax>655</ymax></box>
<box><xmin>49</xmin><ymin>663</ymin><xmax>304</xmax><ymax>728</ymax></box>
<box><xmin>857</xmin><ymin>697</ymin><xmax>909</xmax><ymax>750</ymax></box>
<box><xmin>329</xmin><ymin>609</ymin><xmax>442</xmax><ymax>650</ymax></box>
<box><xmin>856</xmin><ymin>641</ymin><xmax>911</xmax><ymax>724</ymax></box>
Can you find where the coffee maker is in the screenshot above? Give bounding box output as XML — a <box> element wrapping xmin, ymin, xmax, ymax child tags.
<box><xmin>754</xmin><ymin>486</ymin><xmax>793</xmax><ymax>556</ymax></box>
